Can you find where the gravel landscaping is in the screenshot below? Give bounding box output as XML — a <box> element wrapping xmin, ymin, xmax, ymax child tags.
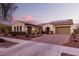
<box><xmin>0</xmin><ymin>41</ymin><xmax>17</xmax><ymax>48</ymax></box>
<box><xmin>63</xmin><ymin>34</ymin><xmax>79</xmax><ymax>48</ymax></box>
<box><xmin>0</xmin><ymin>38</ymin><xmax>17</xmax><ymax>48</ymax></box>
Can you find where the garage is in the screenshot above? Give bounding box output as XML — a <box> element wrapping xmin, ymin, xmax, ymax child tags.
<box><xmin>55</xmin><ymin>26</ymin><xmax>71</xmax><ymax>34</ymax></box>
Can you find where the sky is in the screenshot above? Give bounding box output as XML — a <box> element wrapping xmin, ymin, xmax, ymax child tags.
<box><xmin>13</xmin><ymin>3</ymin><xmax>79</xmax><ymax>24</ymax></box>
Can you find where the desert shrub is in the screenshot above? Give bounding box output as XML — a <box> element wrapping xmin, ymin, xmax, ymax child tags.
<box><xmin>74</xmin><ymin>29</ymin><xmax>78</xmax><ymax>34</ymax></box>
<box><xmin>74</xmin><ymin>40</ymin><xmax>78</xmax><ymax>42</ymax></box>
<box><xmin>12</xmin><ymin>34</ymin><xmax>16</xmax><ymax>36</ymax></box>
<box><xmin>10</xmin><ymin>32</ymin><xmax>26</xmax><ymax>35</ymax></box>
<box><xmin>71</xmin><ymin>29</ymin><xmax>79</xmax><ymax>38</ymax></box>
<box><xmin>71</xmin><ymin>32</ymin><xmax>76</xmax><ymax>38</ymax></box>
<box><xmin>42</xmin><ymin>31</ymin><xmax>45</xmax><ymax>34</ymax></box>
<box><xmin>26</xmin><ymin>35</ymin><xmax>29</xmax><ymax>37</ymax></box>
<box><xmin>0</xmin><ymin>38</ymin><xmax>5</xmax><ymax>42</ymax></box>
<box><xmin>4</xmin><ymin>34</ymin><xmax>8</xmax><ymax>37</ymax></box>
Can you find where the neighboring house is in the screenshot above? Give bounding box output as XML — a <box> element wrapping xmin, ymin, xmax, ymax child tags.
<box><xmin>0</xmin><ymin>22</ymin><xmax>11</xmax><ymax>33</ymax></box>
<box><xmin>73</xmin><ymin>23</ymin><xmax>79</xmax><ymax>34</ymax></box>
<box><xmin>74</xmin><ymin>23</ymin><xmax>79</xmax><ymax>29</ymax></box>
<box><xmin>12</xmin><ymin>21</ymin><xmax>42</xmax><ymax>34</ymax></box>
<box><xmin>42</xmin><ymin>19</ymin><xmax>74</xmax><ymax>34</ymax></box>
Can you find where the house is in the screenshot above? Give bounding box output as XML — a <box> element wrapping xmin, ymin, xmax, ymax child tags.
<box><xmin>12</xmin><ymin>19</ymin><xmax>74</xmax><ymax>34</ymax></box>
<box><xmin>0</xmin><ymin>22</ymin><xmax>11</xmax><ymax>33</ymax></box>
<box><xmin>12</xmin><ymin>20</ymin><xmax>42</xmax><ymax>35</ymax></box>
<box><xmin>42</xmin><ymin>19</ymin><xmax>74</xmax><ymax>34</ymax></box>
<box><xmin>0</xmin><ymin>21</ymin><xmax>12</xmax><ymax>37</ymax></box>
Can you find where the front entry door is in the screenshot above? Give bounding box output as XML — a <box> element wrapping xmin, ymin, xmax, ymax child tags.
<box><xmin>27</xmin><ymin>27</ymin><xmax>32</xmax><ymax>34</ymax></box>
<box><xmin>46</xmin><ymin>27</ymin><xmax>50</xmax><ymax>34</ymax></box>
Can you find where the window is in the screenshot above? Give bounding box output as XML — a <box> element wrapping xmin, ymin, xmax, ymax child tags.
<box><xmin>17</xmin><ymin>26</ymin><xmax>19</xmax><ymax>32</ymax></box>
<box><xmin>14</xmin><ymin>26</ymin><xmax>16</xmax><ymax>32</ymax></box>
<box><xmin>20</xmin><ymin>26</ymin><xmax>22</xmax><ymax>32</ymax></box>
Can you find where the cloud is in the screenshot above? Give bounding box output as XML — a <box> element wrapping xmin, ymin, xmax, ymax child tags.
<box><xmin>22</xmin><ymin>16</ymin><xmax>42</xmax><ymax>25</ymax></box>
<box><xmin>12</xmin><ymin>16</ymin><xmax>16</xmax><ymax>21</ymax></box>
<box><xmin>23</xmin><ymin>16</ymin><xmax>33</xmax><ymax>22</ymax></box>
<box><xmin>27</xmin><ymin>20</ymin><xmax>41</xmax><ymax>25</ymax></box>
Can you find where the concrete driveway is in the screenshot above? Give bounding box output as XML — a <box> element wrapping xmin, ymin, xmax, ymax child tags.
<box><xmin>0</xmin><ymin>41</ymin><xmax>79</xmax><ymax>56</ymax></box>
<box><xmin>32</xmin><ymin>34</ymin><xmax>71</xmax><ymax>45</ymax></box>
<box><xmin>0</xmin><ymin>36</ymin><xmax>79</xmax><ymax>56</ymax></box>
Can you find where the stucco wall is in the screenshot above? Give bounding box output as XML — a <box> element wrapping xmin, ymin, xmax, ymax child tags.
<box><xmin>31</xmin><ymin>26</ymin><xmax>36</xmax><ymax>34</ymax></box>
<box><xmin>42</xmin><ymin>24</ymin><xmax>74</xmax><ymax>34</ymax></box>
<box><xmin>31</xmin><ymin>26</ymin><xmax>41</xmax><ymax>34</ymax></box>
<box><xmin>12</xmin><ymin>21</ymin><xmax>25</xmax><ymax>32</ymax></box>
<box><xmin>42</xmin><ymin>24</ymin><xmax>53</xmax><ymax>31</ymax></box>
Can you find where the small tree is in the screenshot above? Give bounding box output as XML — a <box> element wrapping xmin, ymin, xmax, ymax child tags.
<box><xmin>0</xmin><ymin>3</ymin><xmax>17</xmax><ymax>34</ymax></box>
<box><xmin>72</xmin><ymin>29</ymin><xmax>78</xmax><ymax>38</ymax></box>
<box><xmin>0</xmin><ymin>3</ymin><xmax>17</xmax><ymax>21</ymax></box>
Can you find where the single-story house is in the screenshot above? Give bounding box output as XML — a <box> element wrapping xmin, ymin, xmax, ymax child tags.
<box><xmin>12</xmin><ymin>20</ymin><xmax>42</xmax><ymax>35</ymax></box>
<box><xmin>42</xmin><ymin>19</ymin><xmax>74</xmax><ymax>34</ymax></box>
<box><xmin>0</xmin><ymin>22</ymin><xmax>11</xmax><ymax>33</ymax></box>
<box><xmin>0</xmin><ymin>21</ymin><xmax>12</xmax><ymax>37</ymax></box>
<box><xmin>12</xmin><ymin>19</ymin><xmax>75</xmax><ymax>34</ymax></box>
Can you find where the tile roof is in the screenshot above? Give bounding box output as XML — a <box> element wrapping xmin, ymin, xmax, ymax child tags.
<box><xmin>42</xmin><ymin>19</ymin><xmax>73</xmax><ymax>26</ymax></box>
<box><xmin>17</xmin><ymin>20</ymin><xmax>41</xmax><ymax>27</ymax></box>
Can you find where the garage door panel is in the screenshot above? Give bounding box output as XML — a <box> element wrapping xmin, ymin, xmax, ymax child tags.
<box><xmin>56</xmin><ymin>26</ymin><xmax>70</xmax><ymax>34</ymax></box>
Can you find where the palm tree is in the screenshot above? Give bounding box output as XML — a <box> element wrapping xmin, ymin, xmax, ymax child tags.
<box><xmin>0</xmin><ymin>3</ymin><xmax>17</xmax><ymax>21</ymax></box>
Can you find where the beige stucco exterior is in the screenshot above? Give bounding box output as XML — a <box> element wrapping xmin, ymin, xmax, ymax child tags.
<box><xmin>31</xmin><ymin>26</ymin><xmax>36</xmax><ymax>34</ymax></box>
<box><xmin>42</xmin><ymin>24</ymin><xmax>74</xmax><ymax>34</ymax></box>
<box><xmin>12</xmin><ymin>20</ymin><xmax>74</xmax><ymax>34</ymax></box>
<box><xmin>12</xmin><ymin>21</ymin><xmax>25</xmax><ymax>32</ymax></box>
<box><xmin>42</xmin><ymin>24</ymin><xmax>54</xmax><ymax>31</ymax></box>
<box><xmin>31</xmin><ymin>26</ymin><xmax>41</xmax><ymax>34</ymax></box>
<box><xmin>12</xmin><ymin>21</ymin><xmax>41</xmax><ymax>34</ymax></box>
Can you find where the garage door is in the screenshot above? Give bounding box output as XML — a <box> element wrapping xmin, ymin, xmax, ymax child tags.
<box><xmin>55</xmin><ymin>26</ymin><xmax>71</xmax><ymax>34</ymax></box>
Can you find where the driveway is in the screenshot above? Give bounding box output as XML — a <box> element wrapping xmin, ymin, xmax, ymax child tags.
<box><xmin>32</xmin><ymin>34</ymin><xmax>71</xmax><ymax>45</ymax></box>
<box><xmin>0</xmin><ymin>36</ymin><xmax>79</xmax><ymax>56</ymax></box>
<box><xmin>0</xmin><ymin>41</ymin><xmax>79</xmax><ymax>56</ymax></box>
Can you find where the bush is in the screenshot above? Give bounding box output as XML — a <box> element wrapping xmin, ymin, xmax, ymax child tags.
<box><xmin>74</xmin><ymin>40</ymin><xmax>78</xmax><ymax>42</ymax></box>
<box><xmin>71</xmin><ymin>29</ymin><xmax>79</xmax><ymax>38</ymax></box>
<box><xmin>12</xmin><ymin>34</ymin><xmax>16</xmax><ymax>36</ymax></box>
<box><xmin>74</xmin><ymin>29</ymin><xmax>78</xmax><ymax>34</ymax></box>
<box><xmin>4</xmin><ymin>34</ymin><xmax>7</xmax><ymax>37</ymax></box>
<box><xmin>0</xmin><ymin>38</ymin><xmax>5</xmax><ymax>42</ymax></box>
<box><xmin>26</xmin><ymin>35</ymin><xmax>29</xmax><ymax>37</ymax></box>
<box><xmin>10</xmin><ymin>32</ymin><xmax>26</xmax><ymax>35</ymax></box>
<box><xmin>71</xmin><ymin>32</ymin><xmax>76</xmax><ymax>38</ymax></box>
<box><xmin>42</xmin><ymin>31</ymin><xmax>47</xmax><ymax>34</ymax></box>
